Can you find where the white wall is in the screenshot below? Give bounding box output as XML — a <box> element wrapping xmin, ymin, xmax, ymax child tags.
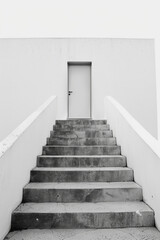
<box><xmin>105</xmin><ymin>96</ymin><xmax>160</xmax><ymax>230</ymax></box>
<box><xmin>155</xmin><ymin>38</ymin><xmax>160</xmax><ymax>140</ymax></box>
<box><xmin>0</xmin><ymin>38</ymin><xmax>157</xmax><ymax>140</ymax></box>
<box><xmin>0</xmin><ymin>96</ymin><xmax>57</xmax><ymax>240</ymax></box>
<box><xmin>0</xmin><ymin>0</ymin><xmax>158</xmax><ymax>39</ymax></box>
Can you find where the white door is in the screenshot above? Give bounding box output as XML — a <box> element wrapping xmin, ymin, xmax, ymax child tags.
<box><xmin>68</xmin><ymin>64</ymin><xmax>91</xmax><ymax>119</ymax></box>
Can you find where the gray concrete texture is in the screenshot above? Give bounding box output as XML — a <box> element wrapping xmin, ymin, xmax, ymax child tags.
<box><xmin>23</xmin><ymin>182</ymin><xmax>142</xmax><ymax>202</ymax></box>
<box><xmin>5</xmin><ymin>228</ymin><xmax>160</xmax><ymax>240</ymax></box>
<box><xmin>37</xmin><ymin>155</ymin><xmax>127</xmax><ymax>168</ymax></box>
<box><xmin>9</xmin><ymin>119</ymin><xmax>156</xmax><ymax>235</ymax></box>
<box><xmin>30</xmin><ymin>167</ymin><xmax>133</xmax><ymax>182</ymax></box>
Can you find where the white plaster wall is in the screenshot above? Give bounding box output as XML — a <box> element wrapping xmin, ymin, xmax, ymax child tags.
<box><xmin>155</xmin><ymin>38</ymin><xmax>160</xmax><ymax>140</ymax></box>
<box><xmin>0</xmin><ymin>96</ymin><xmax>57</xmax><ymax>240</ymax></box>
<box><xmin>0</xmin><ymin>38</ymin><xmax>157</xmax><ymax>139</ymax></box>
<box><xmin>0</xmin><ymin>0</ymin><xmax>157</xmax><ymax>39</ymax></box>
<box><xmin>105</xmin><ymin>96</ymin><xmax>160</xmax><ymax>230</ymax></box>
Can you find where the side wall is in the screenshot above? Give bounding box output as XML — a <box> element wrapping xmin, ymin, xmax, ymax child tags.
<box><xmin>105</xmin><ymin>96</ymin><xmax>160</xmax><ymax>230</ymax></box>
<box><xmin>0</xmin><ymin>38</ymin><xmax>157</xmax><ymax>139</ymax></box>
<box><xmin>0</xmin><ymin>96</ymin><xmax>57</xmax><ymax>240</ymax></box>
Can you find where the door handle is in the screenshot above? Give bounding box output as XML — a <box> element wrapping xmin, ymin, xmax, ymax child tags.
<box><xmin>68</xmin><ymin>90</ymin><xmax>73</xmax><ymax>96</ymax></box>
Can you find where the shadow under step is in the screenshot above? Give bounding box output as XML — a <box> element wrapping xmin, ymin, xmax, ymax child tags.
<box><xmin>11</xmin><ymin>201</ymin><xmax>154</xmax><ymax>230</ymax></box>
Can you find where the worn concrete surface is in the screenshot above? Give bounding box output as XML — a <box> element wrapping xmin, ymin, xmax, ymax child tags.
<box><xmin>53</xmin><ymin>124</ymin><xmax>110</xmax><ymax>131</ymax></box>
<box><xmin>30</xmin><ymin>167</ymin><xmax>133</xmax><ymax>182</ymax></box>
<box><xmin>12</xmin><ymin>201</ymin><xmax>154</xmax><ymax>213</ymax></box>
<box><xmin>5</xmin><ymin>228</ymin><xmax>160</xmax><ymax>240</ymax></box>
<box><xmin>56</xmin><ymin>119</ymin><xmax>107</xmax><ymax>125</ymax></box>
<box><xmin>9</xmin><ymin>119</ymin><xmax>156</xmax><ymax>233</ymax></box>
<box><xmin>47</xmin><ymin>137</ymin><xmax>116</xmax><ymax>146</ymax></box>
<box><xmin>11</xmin><ymin>202</ymin><xmax>154</xmax><ymax>230</ymax></box>
<box><xmin>42</xmin><ymin>145</ymin><xmax>121</xmax><ymax>155</ymax></box>
<box><xmin>37</xmin><ymin>155</ymin><xmax>127</xmax><ymax>167</ymax></box>
<box><xmin>50</xmin><ymin>130</ymin><xmax>113</xmax><ymax>138</ymax></box>
<box><xmin>23</xmin><ymin>182</ymin><xmax>142</xmax><ymax>202</ymax></box>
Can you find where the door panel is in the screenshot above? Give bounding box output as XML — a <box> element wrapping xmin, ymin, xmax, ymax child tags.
<box><xmin>68</xmin><ymin>64</ymin><xmax>91</xmax><ymax>119</ymax></box>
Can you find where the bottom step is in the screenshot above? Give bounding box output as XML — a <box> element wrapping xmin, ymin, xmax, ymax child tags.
<box><xmin>11</xmin><ymin>202</ymin><xmax>154</xmax><ymax>230</ymax></box>
<box><xmin>5</xmin><ymin>228</ymin><xmax>160</xmax><ymax>240</ymax></box>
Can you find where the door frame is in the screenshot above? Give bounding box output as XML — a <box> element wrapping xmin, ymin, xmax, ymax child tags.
<box><xmin>67</xmin><ymin>61</ymin><xmax>92</xmax><ymax>119</ymax></box>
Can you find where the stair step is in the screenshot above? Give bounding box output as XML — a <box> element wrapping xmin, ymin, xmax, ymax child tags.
<box><xmin>37</xmin><ymin>155</ymin><xmax>127</xmax><ymax>167</ymax></box>
<box><xmin>50</xmin><ymin>130</ymin><xmax>113</xmax><ymax>138</ymax></box>
<box><xmin>30</xmin><ymin>167</ymin><xmax>133</xmax><ymax>182</ymax></box>
<box><xmin>42</xmin><ymin>146</ymin><xmax>121</xmax><ymax>155</ymax></box>
<box><xmin>11</xmin><ymin>202</ymin><xmax>154</xmax><ymax>230</ymax></box>
<box><xmin>23</xmin><ymin>182</ymin><xmax>142</xmax><ymax>203</ymax></box>
<box><xmin>8</xmin><ymin>118</ymin><xmax>156</xmax><ymax>234</ymax></box>
<box><xmin>5</xmin><ymin>227</ymin><xmax>160</xmax><ymax>240</ymax></box>
<box><xmin>47</xmin><ymin>137</ymin><xmax>116</xmax><ymax>146</ymax></box>
<box><xmin>56</xmin><ymin>120</ymin><xmax>107</xmax><ymax>125</ymax></box>
<box><xmin>53</xmin><ymin>124</ymin><xmax>110</xmax><ymax>131</ymax></box>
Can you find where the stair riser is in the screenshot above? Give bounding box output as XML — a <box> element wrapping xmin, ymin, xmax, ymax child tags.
<box><xmin>37</xmin><ymin>157</ymin><xmax>126</xmax><ymax>168</ymax></box>
<box><xmin>9</xmin><ymin>118</ymin><xmax>156</xmax><ymax>234</ymax></box>
<box><xmin>23</xmin><ymin>188</ymin><xmax>142</xmax><ymax>203</ymax></box>
<box><xmin>11</xmin><ymin>211</ymin><xmax>154</xmax><ymax>230</ymax></box>
<box><xmin>56</xmin><ymin>120</ymin><xmax>107</xmax><ymax>125</ymax></box>
<box><xmin>42</xmin><ymin>146</ymin><xmax>121</xmax><ymax>155</ymax></box>
<box><xmin>47</xmin><ymin>138</ymin><xmax>116</xmax><ymax>146</ymax></box>
<box><xmin>53</xmin><ymin>125</ymin><xmax>110</xmax><ymax>131</ymax></box>
<box><xmin>30</xmin><ymin>170</ymin><xmax>133</xmax><ymax>182</ymax></box>
<box><xmin>50</xmin><ymin>130</ymin><xmax>113</xmax><ymax>139</ymax></box>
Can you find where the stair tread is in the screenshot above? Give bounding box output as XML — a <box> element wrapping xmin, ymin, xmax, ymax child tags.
<box><xmin>54</xmin><ymin>123</ymin><xmax>109</xmax><ymax>126</ymax></box>
<box><xmin>38</xmin><ymin>155</ymin><xmax>125</xmax><ymax>158</ymax></box>
<box><xmin>47</xmin><ymin>137</ymin><xmax>117</xmax><ymax>145</ymax></box>
<box><xmin>56</xmin><ymin>119</ymin><xmax>106</xmax><ymax>120</ymax></box>
<box><xmin>53</xmin><ymin>129</ymin><xmax>111</xmax><ymax>132</ymax></box>
<box><xmin>5</xmin><ymin>227</ymin><xmax>160</xmax><ymax>240</ymax></box>
<box><xmin>44</xmin><ymin>146</ymin><xmax>120</xmax><ymax>147</ymax></box>
<box><xmin>25</xmin><ymin>182</ymin><xmax>141</xmax><ymax>189</ymax></box>
<box><xmin>14</xmin><ymin>201</ymin><xmax>153</xmax><ymax>213</ymax></box>
<box><xmin>32</xmin><ymin>167</ymin><xmax>131</xmax><ymax>171</ymax></box>
<box><xmin>10</xmin><ymin>119</ymin><xmax>155</xmax><ymax>231</ymax></box>
<box><xmin>50</xmin><ymin>137</ymin><xmax>115</xmax><ymax>139</ymax></box>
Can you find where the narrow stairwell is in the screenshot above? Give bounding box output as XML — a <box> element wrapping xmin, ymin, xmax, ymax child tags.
<box><xmin>6</xmin><ymin>119</ymin><xmax>158</xmax><ymax>239</ymax></box>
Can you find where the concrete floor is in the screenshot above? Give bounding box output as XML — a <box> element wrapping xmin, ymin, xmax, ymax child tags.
<box><xmin>5</xmin><ymin>228</ymin><xmax>160</xmax><ymax>240</ymax></box>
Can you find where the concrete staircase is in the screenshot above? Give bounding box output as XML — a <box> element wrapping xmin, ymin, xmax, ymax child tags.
<box><xmin>10</xmin><ymin>119</ymin><xmax>155</xmax><ymax>231</ymax></box>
